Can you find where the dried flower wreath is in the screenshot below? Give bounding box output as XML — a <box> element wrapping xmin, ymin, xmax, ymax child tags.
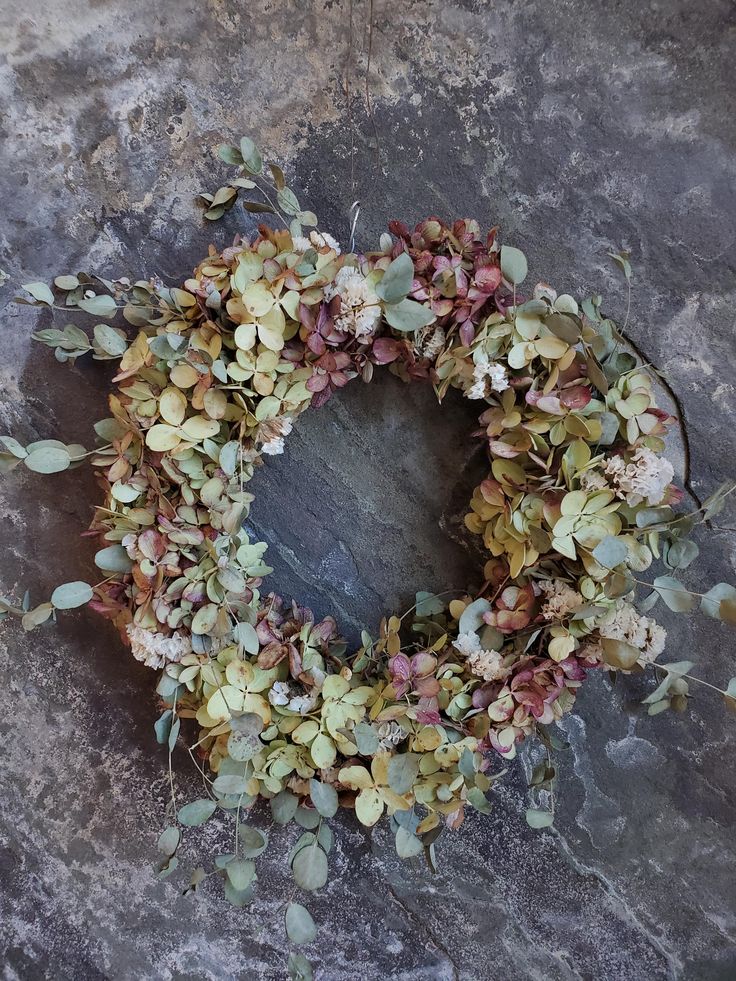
<box><xmin>3</xmin><ymin>138</ymin><xmax>735</xmax><ymax>979</ymax></box>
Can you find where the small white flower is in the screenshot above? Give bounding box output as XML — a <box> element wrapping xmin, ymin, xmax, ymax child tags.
<box><xmin>291</xmin><ymin>235</ymin><xmax>312</xmax><ymax>252</ymax></box>
<box><xmin>579</xmin><ymin>469</ymin><xmax>608</xmax><ymax>493</ymax></box>
<box><xmin>310</xmin><ymin>230</ymin><xmax>341</xmax><ymax>254</ymax></box>
<box><xmin>467</xmin><ymin>647</ymin><xmax>505</xmax><ymax>682</ymax></box>
<box><xmin>465</xmin><ymin>350</ymin><xmax>509</xmax><ymax>400</ymax></box>
<box><xmin>261</xmin><ymin>437</ymin><xmax>285</xmax><ymax>456</ymax></box>
<box><xmin>324</xmin><ymin>266</ymin><xmax>381</xmax><ymax>340</ymax></box>
<box><xmin>453</xmin><ymin>632</ymin><xmax>506</xmax><ymax>682</ymax></box>
<box><xmin>374</xmin><ymin>720</ymin><xmax>406</xmax><ymax>750</ymax></box>
<box><xmin>259</xmin><ymin>416</ymin><xmax>293</xmax><ymax>456</ymax></box>
<box><xmin>126</xmin><ymin>624</ymin><xmax>192</xmax><ymax>670</ymax></box>
<box><xmin>268</xmin><ymin>681</ymin><xmax>291</xmax><ymax>707</ymax></box>
<box><xmin>538</xmin><ymin>579</ymin><xmax>584</xmax><ymax>621</ymax></box>
<box><xmin>598</xmin><ymin>600</ymin><xmax>666</xmax><ymax>663</ymax></box>
<box><xmin>604</xmin><ymin>447</ymin><xmax>674</xmax><ymax>507</ymax></box>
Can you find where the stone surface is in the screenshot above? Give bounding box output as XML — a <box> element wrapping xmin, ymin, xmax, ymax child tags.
<box><xmin>1</xmin><ymin>1</ymin><xmax>735</xmax><ymax>978</ymax></box>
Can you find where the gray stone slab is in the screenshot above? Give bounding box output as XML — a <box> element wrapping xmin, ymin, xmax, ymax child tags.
<box><xmin>1</xmin><ymin>1</ymin><xmax>735</xmax><ymax>978</ymax></box>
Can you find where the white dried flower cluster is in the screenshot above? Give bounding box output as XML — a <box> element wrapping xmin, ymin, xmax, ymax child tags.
<box><xmin>324</xmin><ymin>266</ymin><xmax>381</xmax><ymax>340</ymax></box>
<box><xmin>127</xmin><ymin>623</ymin><xmax>192</xmax><ymax>670</ymax></box>
<box><xmin>538</xmin><ymin>579</ymin><xmax>584</xmax><ymax>621</ymax></box>
<box><xmin>598</xmin><ymin>600</ymin><xmax>667</xmax><ymax>663</ymax></box>
<box><xmin>604</xmin><ymin>446</ymin><xmax>674</xmax><ymax>507</ymax></box>
<box><xmin>374</xmin><ymin>720</ymin><xmax>406</xmax><ymax>750</ymax></box>
<box><xmin>259</xmin><ymin>416</ymin><xmax>293</xmax><ymax>456</ymax></box>
<box><xmin>577</xmin><ymin>640</ymin><xmax>605</xmax><ymax>663</ymax></box>
<box><xmin>466</xmin><ymin>351</ymin><xmax>510</xmax><ymax>400</ymax></box>
<box><xmin>453</xmin><ymin>631</ymin><xmax>506</xmax><ymax>682</ymax></box>
<box><xmin>268</xmin><ymin>681</ymin><xmax>319</xmax><ymax>715</ymax></box>
<box><xmin>291</xmin><ymin>230</ymin><xmax>341</xmax><ymax>255</ymax></box>
<box><xmin>579</xmin><ymin>469</ymin><xmax>609</xmax><ymax>493</ymax></box>
<box><xmin>415</xmin><ymin>324</ymin><xmax>446</xmax><ymax>361</ymax></box>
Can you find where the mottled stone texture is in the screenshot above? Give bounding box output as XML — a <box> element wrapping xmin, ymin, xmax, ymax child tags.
<box><xmin>1</xmin><ymin>1</ymin><xmax>735</xmax><ymax>978</ymax></box>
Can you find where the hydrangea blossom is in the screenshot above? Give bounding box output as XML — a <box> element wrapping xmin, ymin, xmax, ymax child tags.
<box><xmin>604</xmin><ymin>447</ymin><xmax>675</xmax><ymax>507</ymax></box>
<box><xmin>538</xmin><ymin>579</ymin><xmax>584</xmax><ymax>621</ymax></box>
<box><xmin>324</xmin><ymin>266</ymin><xmax>381</xmax><ymax>340</ymax></box>
<box><xmin>466</xmin><ymin>351</ymin><xmax>509</xmax><ymax>400</ymax></box>
<box><xmin>598</xmin><ymin>600</ymin><xmax>667</xmax><ymax>663</ymax></box>
<box><xmin>259</xmin><ymin>416</ymin><xmax>293</xmax><ymax>456</ymax></box>
<box><xmin>453</xmin><ymin>631</ymin><xmax>507</xmax><ymax>681</ymax></box>
<box><xmin>127</xmin><ymin>624</ymin><xmax>191</xmax><ymax>669</ymax></box>
<box><xmin>292</xmin><ymin>230</ymin><xmax>341</xmax><ymax>254</ymax></box>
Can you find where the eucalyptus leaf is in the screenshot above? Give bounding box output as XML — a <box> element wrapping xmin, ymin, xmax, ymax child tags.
<box><xmin>23</xmin><ymin>281</ymin><xmax>54</xmax><ymax>305</ymax></box>
<box><xmin>387</xmin><ymin>753</ymin><xmax>420</xmax><ymax>794</ymax></box>
<box><xmin>592</xmin><ymin>535</ymin><xmax>628</xmax><ymax>569</ymax></box>
<box><xmin>376</xmin><ymin>252</ymin><xmax>414</xmax><ymax>304</ymax></box>
<box><xmin>500</xmin><ymin>245</ymin><xmax>528</xmax><ymax>285</ymax></box>
<box><xmin>285</xmin><ymin>902</ymin><xmax>317</xmax><ymax>944</ymax></box>
<box><xmin>652</xmin><ymin>576</ymin><xmax>699</xmax><ymax>613</ymax></box>
<box><xmin>178</xmin><ymin>798</ymin><xmax>217</xmax><ymax>826</ymax></box>
<box><xmin>271</xmin><ymin>789</ymin><xmax>299</xmax><ymax>825</ymax></box>
<box><xmin>50</xmin><ymin>581</ymin><xmax>93</xmax><ymax>610</ymax></box>
<box><xmin>525</xmin><ymin>808</ymin><xmax>554</xmax><ymax>829</ymax></box>
<box><xmin>291</xmin><ymin>842</ymin><xmax>328</xmax><ymax>891</ymax></box>
<box><xmin>309</xmin><ymin>778</ymin><xmax>338</xmax><ymax>818</ymax></box>
<box><xmin>78</xmin><ymin>294</ymin><xmax>117</xmax><ymax>317</ymax></box>
<box><xmin>24</xmin><ymin>445</ymin><xmax>71</xmax><ymax>474</ymax></box>
<box><xmin>384</xmin><ymin>298</ymin><xmax>435</xmax><ymax>332</ymax></box>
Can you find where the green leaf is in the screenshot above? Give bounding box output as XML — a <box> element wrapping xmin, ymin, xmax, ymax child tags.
<box><xmin>592</xmin><ymin>535</ymin><xmax>628</xmax><ymax>569</ymax></box>
<box><xmin>240</xmin><ymin>137</ymin><xmax>263</xmax><ymax>175</ymax></box>
<box><xmin>353</xmin><ymin>721</ymin><xmax>380</xmax><ymax>756</ymax></box>
<box><xmin>277</xmin><ymin>187</ymin><xmax>301</xmax><ymax>216</ymax></box>
<box><xmin>500</xmin><ymin>245</ymin><xmax>528</xmax><ymax>285</ymax></box>
<box><xmin>309</xmin><ymin>779</ymin><xmax>338</xmax><ymax>818</ymax></box>
<box><xmin>384</xmin><ymin>297</ymin><xmax>435</xmax><ymax>333</ymax></box>
<box><xmin>295</xmin><ymin>807</ymin><xmax>321</xmax><ymax>830</ymax></box>
<box><xmin>78</xmin><ymin>294</ymin><xmax>117</xmax><ymax>317</ymax></box>
<box><xmin>376</xmin><ymin>252</ymin><xmax>414</xmax><ymax>304</ymax></box>
<box><xmin>212</xmin><ymin>774</ymin><xmax>249</xmax><ymax>796</ymax></box>
<box><xmin>271</xmin><ymin>789</ymin><xmax>299</xmax><ymax>825</ymax></box>
<box><xmin>22</xmin><ymin>281</ymin><xmax>55</xmax><ymax>305</ymax></box>
<box><xmin>93</xmin><ymin>323</ymin><xmax>128</xmax><ymax>357</ymax></box>
<box><xmin>157</xmin><ymin>826</ymin><xmax>180</xmax><ymax>857</ymax></box>
<box><xmin>224</xmin><ymin>879</ymin><xmax>255</xmax><ymax>907</ymax></box>
<box><xmin>54</xmin><ymin>275</ymin><xmax>80</xmax><ymax>291</ymax></box>
<box><xmin>395</xmin><ymin>827</ymin><xmax>424</xmax><ymax>859</ymax></box>
<box><xmin>701</xmin><ymin>582</ymin><xmax>736</xmax><ymax>620</ymax></box>
<box><xmin>285</xmin><ymin>902</ymin><xmax>317</xmax><ymax>944</ymax></box>
<box><xmin>154</xmin><ymin>709</ymin><xmax>172</xmax><ymax>744</ymax></box>
<box><xmin>458</xmin><ymin>598</ymin><xmax>492</xmax><ymax>635</ymax></box>
<box><xmin>226</xmin><ymin>858</ymin><xmax>256</xmax><ymax>891</ymax></box>
<box><xmin>664</xmin><ymin>538</ymin><xmax>699</xmax><ymax>570</ymax></box>
<box><xmin>387</xmin><ymin>753</ymin><xmax>420</xmax><ymax>794</ymax></box>
<box><xmin>652</xmin><ymin>576</ymin><xmax>699</xmax><ymax>613</ymax></box>
<box><xmin>178</xmin><ymin>798</ymin><xmax>217</xmax><ymax>826</ymax></box>
<box><xmin>232</xmin><ymin>620</ymin><xmax>259</xmax><ymax>654</ymax></box>
<box><xmin>467</xmin><ymin>786</ymin><xmax>492</xmax><ymax>814</ymax></box>
<box><xmin>21</xmin><ymin>602</ymin><xmax>54</xmax><ymax>631</ymax></box>
<box><xmin>287</xmin><ymin>953</ymin><xmax>314</xmax><ymax>981</ymax></box>
<box><xmin>291</xmin><ymin>842</ymin><xmax>328</xmax><ymax>891</ymax></box>
<box><xmin>94</xmin><ymin>544</ymin><xmax>134</xmax><ymax>573</ymax></box>
<box><xmin>239</xmin><ymin>825</ymin><xmax>269</xmax><ymax>857</ymax></box>
<box><xmin>525</xmin><ymin>808</ymin><xmax>554</xmax><ymax>829</ymax></box>
<box><xmin>643</xmin><ymin>661</ymin><xmax>694</xmax><ymax>704</ymax></box>
<box><xmin>24</xmin><ymin>445</ymin><xmax>71</xmax><ymax>474</ymax></box>
<box><xmin>415</xmin><ymin>591</ymin><xmax>445</xmax><ymax>616</ymax></box>
<box><xmin>50</xmin><ymin>581</ymin><xmax>93</xmax><ymax>610</ymax></box>
<box><xmin>217</xmin><ymin>144</ymin><xmax>243</xmax><ymax>165</ymax></box>
<box><xmin>601</xmin><ymin>638</ymin><xmax>641</xmax><ymax>670</ymax></box>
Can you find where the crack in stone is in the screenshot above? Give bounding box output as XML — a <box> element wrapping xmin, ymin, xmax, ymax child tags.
<box><xmin>384</xmin><ymin>879</ymin><xmax>461</xmax><ymax>981</ymax></box>
<box><xmin>552</xmin><ymin>831</ymin><xmax>683</xmax><ymax>980</ymax></box>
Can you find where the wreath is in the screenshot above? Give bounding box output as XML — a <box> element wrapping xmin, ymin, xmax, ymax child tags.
<box><xmin>4</xmin><ymin>137</ymin><xmax>735</xmax><ymax>979</ymax></box>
